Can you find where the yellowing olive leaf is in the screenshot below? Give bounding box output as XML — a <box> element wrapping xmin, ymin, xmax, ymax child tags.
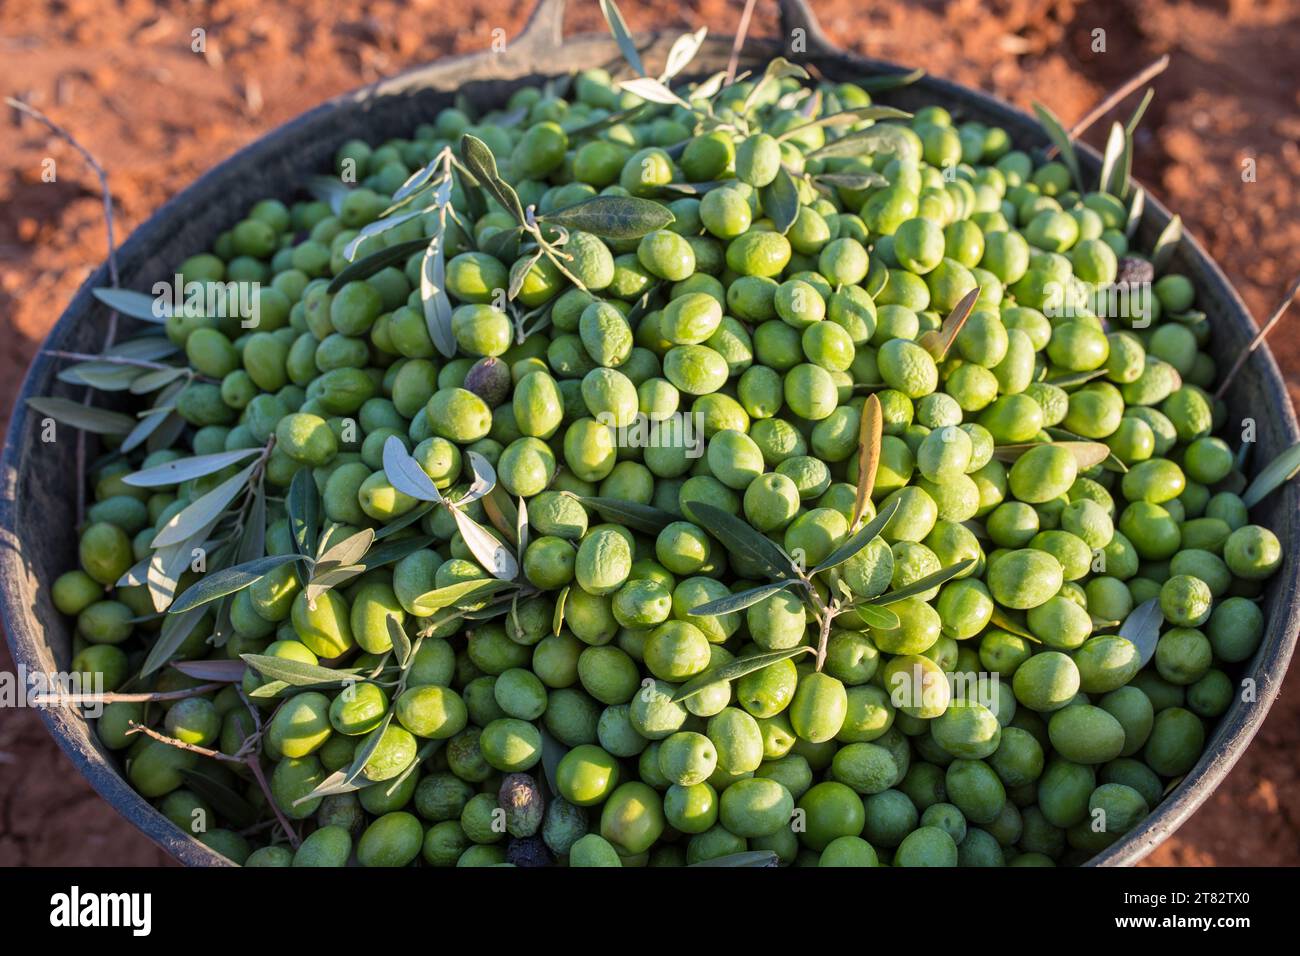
<box><xmin>918</xmin><ymin>285</ymin><xmax>980</xmax><ymax>361</ymax></box>
<box><xmin>852</xmin><ymin>393</ymin><xmax>884</xmax><ymax>528</ymax></box>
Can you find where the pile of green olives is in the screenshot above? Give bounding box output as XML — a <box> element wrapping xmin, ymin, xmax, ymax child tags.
<box><xmin>50</xmin><ymin>59</ymin><xmax>1282</xmax><ymax>869</ymax></box>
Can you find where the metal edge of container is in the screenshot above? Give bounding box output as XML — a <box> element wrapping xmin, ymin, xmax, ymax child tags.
<box><xmin>1</xmin><ymin>0</ymin><xmax>1295</xmax><ymax>867</ymax></box>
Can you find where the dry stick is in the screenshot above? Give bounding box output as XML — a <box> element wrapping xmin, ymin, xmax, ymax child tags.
<box><xmin>725</xmin><ymin>0</ymin><xmax>760</xmax><ymax>85</ymax></box>
<box><xmin>7</xmin><ymin>97</ymin><xmax>121</xmax><ymax>524</ymax></box>
<box><xmin>1045</xmin><ymin>54</ymin><xmax>1171</xmax><ymax>158</ymax></box>
<box><xmin>1214</xmin><ymin>276</ymin><xmax>1300</xmax><ymax>401</ymax></box>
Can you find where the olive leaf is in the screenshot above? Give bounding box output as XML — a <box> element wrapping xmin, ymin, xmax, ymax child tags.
<box><xmin>303</xmin><ymin>564</ymin><xmax>366</xmax><ymax>610</ymax></box>
<box><xmin>180</xmin><ymin>769</ymin><xmax>259</xmax><ymax>828</ymax></box>
<box><xmin>813</xmin><ymin>171</ymin><xmax>889</xmax><ymax>191</ymax></box>
<box><xmin>374</xmin><ymin>503</ymin><xmax>436</xmax><ymax>541</ymax></box>
<box><xmin>540</xmin><ymin>196</ymin><xmax>675</xmax><ymax>241</ymax></box>
<box><xmin>853</xmin><ymin>603</ymin><xmax>901</xmax><ymax>630</ymax></box>
<box><xmin>458</xmin><ymin>450</ymin><xmax>498</xmax><ymax>505</ymax></box>
<box><xmin>124</xmin><ymin>447</ymin><xmax>261</xmax><ymax>488</ymax></box>
<box><xmin>1031</xmin><ymin>103</ymin><xmax>1083</xmax><ymax>193</ymax></box>
<box><xmin>552</xmin><ymin>585</ymin><xmax>570</xmax><ymax>637</ymax></box>
<box><xmin>777</xmin><ymin>105</ymin><xmax>913</xmax><ymax>140</ymax></box>
<box><xmin>387</xmin><ymin>617</ymin><xmax>413</xmax><ymax>669</ymax></box>
<box><xmin>918</xmin><ymin>285</ymin><xmax>981</xmax><ymax>361</ymax></box>
<box><xmin>870</xmin><ymin>558</ymin><xmax>978</xmax><ymax>607</ymax></box>
<box><xmin>241</xmin><ymin>654</ymin><xmax>365</xmax><ymax>688</ymax></box>
<box><xmin>991</xmin><ymin>441</ymin><xmax>1112</xmax><ymax>470</ymax></box>
<box><xmin>688</xmin><ymin>502</ymin><xmax>797</xmax><ymax>582</ymax></box>
<box><xmin>813</xmin><ymin>496</ymin><xmax>901</xmax><ymax>575</ymax></box>
<box><xmin>458</xmin><ymin>134</ymin><xmax>526</xmax><ymax>225</ymax></box>
<box><xmin>1043</xmin><ymin>428</ymin><xmax>1131</xmax><ymax>473</ymax></box>
<box><xmin>392</xmin><ymin>151</ymin><xmax>449</xmax><ymax>204</ymax></box>
<box><xmin>122</xmin><ymin>378</ymin><xmax>186</xmax><ymax>453</ymax></box>
<box><xmin>515</xmin><ymin>496</ymin><xmax>530</xmax><ymax>558</ymax></box>
<box><xmin>482</xmin><ymin>485</ymin><xmax>520</xmax><ymax>546</ymax></box>
<box><xmin>660</xmin><ymin>27</ymin><xmax>707</xmax><ymax>82</ymax></box>
<box><xmin>1046</xmin><ymin>367</ymin><xmax>1109</xmax><ymax>388</ymax></box>
<box><xmin>1120</xmin><ymin>598</ymin><xmax>1163</xmax><ymax>667</ymax></box>
<box><xmin>128</xmin><ymin>366</ymin><xmax>188</xmax><ymax>395</ymax></box>
<box><xmin>287</xmin><ymin>466</ymin><xmax>321</xmax><ymax>562</ymax></box>
<box><xmin>151</xmin><ymin>461</ymin><xmax>259</xmax><ymax>548</ymax></box>
<box><xmin>452</xmin><ymin>507</ymin><xmax>519</xmax><ymax>581</ymax></box>
<box><xmin>619</xmin><ymin>76</ymin><xmax>691</xmax><ymax>109</ymax></box>
<box><xmin>169</xmin><ymin>659</ymin><xmax>247</xmax><ymax>682</ymax></box>
<box><xmin>57</xmin><ymin>362</ymin><xmax>144</xmax><ymax>391</ymax></box>
<box><xmin>343</xmin><ymin>208</ymin><xmax>427</xmax><ymax>262</ymax></box>
<box><xmin>988</xmin><ymin>606</ymin><xmax>1040</xmax><ymax>643</ymax></box>
<box><xmin>858</xmin><ymin>68</ymin><xmax>925</xmax><ymax>92</ymax></box>
<box><xmin>807</xmin><ymin>124</ymin><xmax>916</xmax><ymax>162</ymax></box>
<box><xmin>761</xmin><ymin>166</ymin><xmax>800</xmax><ymax>235</ymax></box>
<box><xmin>358</xmin><ymin>533</ymin><xmax>435</xmax><ymax>570</ymax></box>
<box><xmin>140</xmin><ymin>605</ymin><xmax>209</xmax><ymax>675</ymax></box>
<box><xmin>25</xmin><ymin>397</ymin><xmax>135</xmax><ymax>436</ymax></box>
<box><xmin>382</xmin><ymin>434</ymin><xmax>443</xmax><ymax>503</ymax></box>
<box><xmin>565</xmin><ymin>104</ymin><xmax>647</xmax><ymax>139</ymax></box>
<box><xmin>580</xmin><ymin>496</ymin><xmax>677</xmax><ymax>535</ymax></box>
<box><xmin>743</xmin><ymin>57</ymin><xmax>810</xmax><ymax>113</ymax></box>
<box><xmin>420</xmin><ymin>229</ymin><xmax>457</xmax><ymax>359</ymax></box>
<box><xmin>327</xmin><ymin>237</ymin><xmax>429</xmax><ymax>293</ymax></box>
<box><xmin>1151</xmin><ymin>215</ymin><xmax>1182</xmax><ymax>274</ymax></box>
<box><xmin>852</xmin><ymin>393</ymin><xmax>884</xmax><ymax>528</ymax></box>
<box><xmin>169</xmin><ymin>554</ymin><xmax>305</xmax><ymax>614</ymax></box>
<box><xmin>598</xmin><ymin>0</ymin><xmax>645</xmax><ymax>76</ymax></box>
<box><xmin>315</xmin><ymin>528</ymin><xmax>375</xmax><ymax>573</ymax></box>
<box><xmin>688</xmin><ymin>579</ymin><xmax>795</xmax><ymax>618</ymax></box>
<box><xmin>538</xmin><ymin>727</ymin><xmax>566</xmax><ymax>798</ymax></box>
<box><xmin>412</xmin><ymin>578</ymin><xmax>515</xmax><ymax>615</ymax></box>
<box><xmin>305</xmin><ymin>174</ymin><xmax>352</xmax><ymax>215</ymax></box>
<box><xmin>672</xmin><ymin>647</ymin><xmax>813</xmax><ymax>703</ymax></box>
<box><xmin>1126</xmin><ymin>185</ymin><xmax>1146</xmax><ymax>240</ymax></box>
<box><xmin>297</xmin><ymin>712</ymin><xmax>397</xmax><ymax>803</ymax></box>
<box><xmin>690</xmin><ymin>70</ymin><xmax>728</xmax><ymax>102</ymax></box>
<box><xmin>91</xmin><ymin>287</ymin><xmax>169</xmax><ymax>323</ymax></box>
<box><xmin>1242</xmin><ymin>440</ymin><xmax>1300</xmax><ymax>508</ymax></box>
<box><xmin>1098</xmin><ymin>121</ymin><xmax>1128</xmax><ymax>199</ymax></box>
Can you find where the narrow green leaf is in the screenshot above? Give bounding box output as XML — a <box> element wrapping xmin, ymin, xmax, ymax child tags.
<box><xmin>1098</xmin><ymin>121</ymin><xmax>1127</xmax><ymax>198</ymax></box>
<box><xmin>813</xmin><ymin>496</ymin><xmax>901</xmax><ymax>575</ymax></box>
<box><xmin>170</xmin><ymin>554</ymin><xmax>303</xmax><ymax>614</ymax></box>
<box><xmin>25</xmin><ymin>397</ymin><xmax>134</xmax><ymax>436</ymax></box>
<box><xmin>689</xmin><ymin>580</ymin><xmax>794</xmax><ymax>618</ymax></box>
<box><xmin>1032</xmin><ymin>103</ymin><xmax>1083</xmax><ymax>193</ymax></box>
<box><xmin>92</xmin><ymin>287</ymin><xmax>169</xmax><ymax>323</ymax></box>
<box><xmin>421</xmin><ymin>229</ymin><xmax>457</xmax><ymax>359</ymax></box>
<box><xmin>170</xmin><ymin>659</ymin><xmax>246</xmax><ymax>682</ymax></box>
<box><xmin>458</xmin><ymin>134</ymin><xmax>526</xmax><ymax>225</ymax></box>
<box><xmin>241</xmin><ymin>653</ymin><xmax>360</xmax><ymax>687</ymax></box>
<box><xmin>989</xmin><ymin>606</ymin><xmax>1041</xmax><ymax>643</ymax></box>
<box><xmin>412</xmin><ymin>578</ymin><xmax>515</xmax><ymax>614</ymax></box>
<box><xmin>57</xmin><ymin>362</ymin><xmax>143</xmax><ymax>391</ymax></box>
<box><xmin>541</xmin><ymin>196</ymin><xmax>676</xmax><ymax>240</ymax></box>
<box><xmin>451</xmin><ymin>507</ymin><xmax>518</xmax><ymax>581</ymax></box>
<box><xmin>1242</xmin><ymin>440</ymin><xmax>1300</xmax><ymax>508</ymax></box>
<box><xmin>672</xmin><ymin>647</ymin><xmax>813</xmax><ymax>702</ymax></box>
<box><xmin>857</xmin><ymin>68</ymin><xmax>925</xmax><ymax>92</ymax></box>
<box><xmin>581</xmin><ymin>496</ymin><xmax>677</xmax><ymax>535</ymax></box>
<box><xmin>287</xmin><ymin>466</ymin><xmax>320</xmax><ymax>560</ymax></box>
<box><xmin>140</xmin><ymin>606</ymin><xmax>208</xmax><ymax>676</ymax></box>
<box><xmin>814</xmin><ymin>171</ymin><xmax>889</xmax><ymax>191</ymax></box>
<box><xmin>358</xmin><ymin>533</ymin><xmax>435</xmax><ymax>570</ymax></box>
<box><xmin>128</xmin><ymin>366</ymin><xmax>188</xmax><ymax>395</ymax></box>
<box><xmin>689</xmin><ymin>502</ymin><xmax>796</xmax><ymax>582</ymax></box>
<box><xmin>458</xmin><ymin>450</ymin><xmax>498</xmax><ymax>505</ymax></box>
<box><xmin>807</xmin><ymin>125</ymin><xmax>916</xmax><ymax>162</ymax></box>
<box><xmin>872</xmin><ymin>558</ymin><xmax>977</xmax><ymax>606</ymax></box>
<box><xmin>327</xmin><ymin>238</ymin><xmax>429</xmax><ymax>293</ymax></box>
<box><xmin>387</xmin><ymin>617</ymin><xmax>412</xmax><ymax>668</ymax></box>
<box><xmin>854</xmin><ymin>604</ymin><xmax>900</xmax><ymax>630</ymax></box>
<box><xmin>553</xmin><ymin>585</ymin><xmax>570</xmax><ymax>637</ymax></box>
<box><xmin>1120</xmin><ymin>598</ymin><xmax>1163</xmax><ymax>667</ymax></box>
<box><xmin>761</xmin><ymin>166</ymin><xmax>800</xmax><ymax>235</ymax></box>
<box><xmin>124</xmin><ymin>448</ymin><xmax>260</xmax><ymax>488</ymax></box>
<box><xmin>151</xmin><ymin>461</ymin><xmax>257</xmax><ymax>548</ymax></box>
<box><xmin>599</xmin><ymin>0</ymin><xmax>645</xmax><ymax>76</ymax></box>
<box><xmin>179</xmin><ymin>769</ymin><xmax>258</xmax><ymax>828</ymax></box>
<box><xmin>1151</xmin><ymin>215</ymin><xmax>1182</xmax><ymax>274</ymax></box>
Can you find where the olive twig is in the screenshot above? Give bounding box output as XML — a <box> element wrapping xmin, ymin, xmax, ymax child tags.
<box><xmin>29</xmin><ymin>681</ymin><xmax>225</xmax><ymax>706</ymax></box>
<box><xmin>724</xmin><ymin>0</ymin><xmax>760</xmax><ymax>86</ymax></box>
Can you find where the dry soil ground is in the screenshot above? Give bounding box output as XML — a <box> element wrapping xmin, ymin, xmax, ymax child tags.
<box><xmin>0</xmin><ymin>0</ymin><xmax>1297</xmax><ymax>866</ymax></box>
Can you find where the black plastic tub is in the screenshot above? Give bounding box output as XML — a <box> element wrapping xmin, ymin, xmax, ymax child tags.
<box><xmin>2</xmin><ymin>0</ymin><xmax>1296</xmax><ymax>866</ymax></box>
